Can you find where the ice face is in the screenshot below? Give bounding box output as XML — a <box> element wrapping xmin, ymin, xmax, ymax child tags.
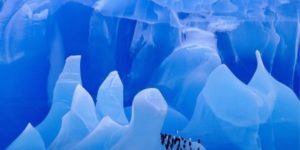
<box><xmin>181</xmin><ymin>51</ymin><xmax>300</xmax><ymax>150</ymax></box>
<box><xmin>71</xmin><ymin>85</ymin><xmax>98</xmax><ymax>131</ymax></box>
<box><xmin>181</xmin><ymin>64</ymin><xmax>261</xmax><ymax>149</ymax></box>
<box><xmin>7</xmin><ymin>124</ymin><xmax>45</xmax><ymax>150</ymax></box>
<box><xmin>74</xmin><ymin>116</ymin><xmax>124</xmax><ymax>149</ymax></box>
<box><xmin>250</xmin><ymin>51</ymin><xmax>300</xmax><ymax>150</ymax></box>
<box><xmin>215</xmin><ymin>0</ymin><xmax>300</xmax><ymax>93</ymax></box>
<box><xmin>48</xmin><ymin>112</ymin><xmax>89</xmax><ymax>150</ymax></box>
<box><xmin>92</xmin><ymin>0</ymin><xmax>178</xmax><ymax>26</ymax></box>
<box><xmin>7</xmin><ymin>58</ymin><xmax>299</xmax><ymax>149</ymax></box>
<box><xmin>50</xmin><ymin>84</ymin><xmax>170</xmax><ymax>150</ymax></box>
<box><xmin>150</xmin><ymin>30</ymin><xmax>221</xmax><ymax>118</ymax></box>
<box><xmin>151</xmin><ymin>0</ymin><xmax>218</xmax><ymax>14</ymax></box>
<box><xmin>124</xmin><ymin>22</ymin><xmax>180</xmax><ymax>104</ymax></box>
<box><xmin>1</xmin><ymin>0</ymin><xmax>299</xmax><ymax>149</ymax></box>
<box><xmin>0</xmin><ymin>0</ymin><xmax>51</xmax><ymax>146</ymax></box>
<box><xmin>0</xmin><ymin>0</ymin><xmax>49</xmax><ymax>64</ymax></box>
<box><xmin>96</xmin><ymin>71</ymin><xmax>128</xmax><ymax>125</ymax></box>
<box><xmin>48</xmin><ymin>84</ymin><xmax>98</xmax><ymax>149</ymax></box>
<box><xmin>112</xmin><ymin>88</ymin><xmax>168</xmax><ymax>150</ymax></box>
<box><xmin>37</xmin><ymin>56</ymin><xmax>81</xmax><ymax>146</ymax></box>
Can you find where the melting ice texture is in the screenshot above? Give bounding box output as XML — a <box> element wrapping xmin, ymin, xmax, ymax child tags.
<box><xmin>0</xmin><ymin>0</ymin><xmax>299</xmax><ymax>149</ymax></box>
<box><xmin>8</xmin><ymin>52</ymin><xmax>300</xmax><ymax>150</ymax></box>
<box><xmin>0</xmin><ymin>0</ymin><xmax>298</xmax><ymax>101</ymax></box>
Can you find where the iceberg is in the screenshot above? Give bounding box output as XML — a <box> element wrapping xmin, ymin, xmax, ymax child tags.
<box><xmin>0</xmin><ymin>0</ymin><xmax>299</xmax><ymax>149</ymax></box>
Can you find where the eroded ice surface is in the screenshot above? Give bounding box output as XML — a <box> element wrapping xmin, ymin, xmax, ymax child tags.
<box><xmin>37</xmin><ymin>56</ymin><xmax>81</xmax><ymax>146</ymax></box>
<box><xmin>8</xmin><ymin>53</ymin><xmax>300</xmax><ymax>149</ymax></box>
<box><xmin>96</xmin><ymin>71</ymin><xmax>128</xmax><ymax>125</ymax></box>
<box><xmin>7</xmin><ymin>124</ymin><xmax>45</xmax><ymax>150</ymax></box>
<box><xmin>181</xmin><ymin>51</ymin><xmax>300</xmax><ymax>150</ymax></box>
<box><xmin>1</xmin><ymin>0</ymin><xmax>300</xmax><ymax>149</ymax></box>
<box><xmin>0</xmin><ymin>0</ymin><xmax>49</xmax><ymax>63</ymax></box>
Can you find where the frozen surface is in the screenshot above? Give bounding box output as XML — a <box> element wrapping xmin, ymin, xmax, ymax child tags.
<box><xmin>6</xmin><ymin>55</ymin><xmax>300</xmax><ymax>149</ymax></box>
<box><xmin>0</xmin><ymin>0</ymin><xmax>49</xmax><ymax>64</ymax></box>
<box><xmin>96</xmin><ymin>71</ymin><xmax>128</xmax><ymax>124</ymax></box>
<box><xmin>0</xmin><ymin>0</ymin><xmax>299</xmax><ymax>149</ymax></box>
<box><xmin>49</xmin><ymin>84</ymin><xmax>98</xmax><ymax>149</ymax></box>
<box><xmin>181</xmin><ymin>51</ymin><xmax>300</xmax><ymax>150</ymax></box>
<box><xmin>7</xmin><ymin>124</ymin><xmax>45</xmax><ymax>150</ymax></box>
<box><xmin>37</xmin><ymin>56</ymin><xmax>81</xmax><ymax>146</ymax></box>
<box><xmin>151</xmin><ymin>29</ymin><xmax>221</xmax><ymax>118</ymax></box>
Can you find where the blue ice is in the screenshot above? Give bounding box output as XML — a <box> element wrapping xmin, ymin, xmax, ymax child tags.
<box><xmin>0</xmin><ymin>0</ymin><xmax>299</xmax><ymax>149</ymax></box>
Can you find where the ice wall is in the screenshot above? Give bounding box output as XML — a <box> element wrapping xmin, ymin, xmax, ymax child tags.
<box><xmin>0</xmin><ymin>0</ymin><xmax>299</xmax><ymax>149</ymax></box>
